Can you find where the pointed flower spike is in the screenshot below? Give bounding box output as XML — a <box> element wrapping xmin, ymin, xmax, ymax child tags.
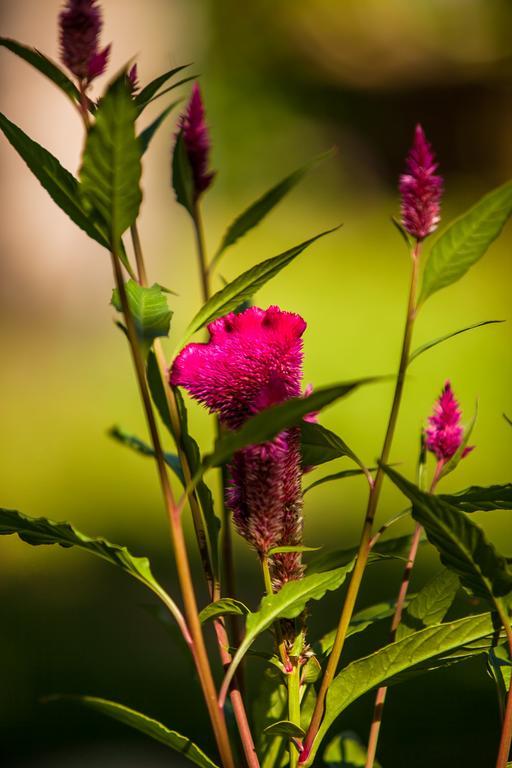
<box><xmin>178</xmin><ymin>82</ymin><xmax>215</xmax><ymax>200</ymax></box>
<box><xmin>127</xmin><ymin>63</ymin><xmax>139</xmax><ymax>94</ymax></box>
<box><xmin>59</xmin><ymin>0</ymin><xmax>111</xmax><ymax>84</ymax></box>
<box><xmin>425</xmin><ymin>380</ymin><xmax>474</xmax><ymax>462</ymax></box>
<box><xmin>399</xmin><ymin>124</ymin><xmax>443</xmax><ymax>241</ymax></box>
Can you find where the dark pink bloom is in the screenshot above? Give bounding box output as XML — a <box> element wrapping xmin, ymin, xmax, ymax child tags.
<box><xmin>399</xmin><ymin>124</ymin><xmax>443</xmax><ymax>241</ymax></box>
<box><xmin>59</xmin><ymin>0</ymin><xmax>110</xmax><ymax>84</ymax></box>
<box><xmin>425</xmin><ymin>381</ymin><xmax>474</xmax><ymax>462</ymax></box>
<box><xmin>127</xmin><ymin>63</ymin><xmax>139</xmax><ymax>95</ymax></box>
<box><xmin>171</xmin><ymin>306</ymin><xmax>306</xmax><ymax>586</ymax></box>
<box><xmin>178</xmin><ymin>83</ymin><xmax>215</xmax><ymax>200</ymax></box>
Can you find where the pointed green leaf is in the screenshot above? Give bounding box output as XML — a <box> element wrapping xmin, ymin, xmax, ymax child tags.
<box><xmin>300</xmin><ymin>422</ymin><xmax>365</xmax><ymax>471</ymax></box>
<box><xmin>203</xmin><ymin>379</ymin><xmax>378</xmax><ymax>471</ymax></box>
<box><xmin>313</xmin><ymin>612</ymin><xmax>505</xmax><ymax>762</ymax></box>
<box><xmin>219</xmin><ymin>562</ymin><xmax>355</xmax><ymax>704</ymax></box>
<box><xmin>213</xmin><ymin>150</ymin><xmax>333</xmax><ymax>265</ymax></box>
<box><xmin>264</xmin><ymin>720</ymin><xmax>305</xmax><ymax>738</ymax></box>
<box><xmin>80</xmin><ymin>73</ymin><xmax>142</xmax><ymax>246</ymax></box>
<box><xmin>307</xmin><ymin>533</ymin><xmax>418</xmax><ymax>574</ymax></box>
<box><xmin>139</xmin><ymin>100</ymin><xmax>181</xmax><ymax>155</ymax></box>
<box><xmin>268</xmin><ymin>545</ymin><xmax>321</xmax><ymax>556</ymax></box>
<box><xmin>419</xmin><ymin>180</ymin><xmax>512</xmax><ymax>304</ymax></box>
<box><xmin>0</xmin><ymin>38</ymin><xmax>80</xmax><ymax>104</ymax></box>
<box><xmin>135</xmin><ymin>65</ymin><xmax>191</xmax><ymax>110</ymax></box>
<box><xmin>180</xmin><ymin>227</ymin><xmax>340</xmax><ymax>345</ymax></box>
<box><xmin>438</xmin><ymin>484</ymin><xmax>512</xmax><ymax>513</ymax></box>
<box><xmin>382</xmin><ymin>466</ymin><xmax>512</xmax><ymax>616</ymax></box>
<box><xmin>396</xmin><ymin>568</ymin><xmax>459</xmax><ymax>640</ymax></box>
<box><xmin>108</xmin><ymin>425</ymin><xmax>183</xmax><ymax>483</ymax></box>
<box><xmin>409</xmin><ymin>320</ymin><xmax>504</xmax><ymax>364</ymax></box>
<box><xmin>49</xmin><ymin>696</ymin><xmax>219</xmax><ymax>768</ymax></box>
<box><xmin>111</xmin><ymin>280</ymin><xmax>172</xmax><ymax>355</ymax></box>
<box><xmin>304</xmin><ymin>468</ymin><xmax>376</xmax><ymax>495</ymax></box>
<box><xmin>199</xmin><ymin>598</ymin><xmax>249</xmax><ymax>624</ymax></box>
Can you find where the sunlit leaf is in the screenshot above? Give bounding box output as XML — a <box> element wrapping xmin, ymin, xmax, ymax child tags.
<box><xmin>111</xmin><ymin>280</ymin><xmax>172</xmax><ymax>355</ymax></box>
<box><xmin>303</xmin><ymin>468</ymin><xmax>375</xmax><ymax>495</ymax></box>
<box><xmin>324</xmin><ymin>731</ymin><xmax>381</xmax><ymax>767</ymax></box>
<box><xmin>199</xmin><ymin>598</ymin><xmax>249</xmax><ymax>624</ymax></box>
<box><xmin>264</xmin><ymin>720</ymin><xmax>305</xmax><ymax>738</ymax></box>
<box><xmin>409</xmin><ymin>320</ymin><xmax>504</xmax><ymax>364</ymax></box>
<box><xmin>396</xmin><ymin>568</ymin><xmax>459</xmax><ymax>640</ymax></box>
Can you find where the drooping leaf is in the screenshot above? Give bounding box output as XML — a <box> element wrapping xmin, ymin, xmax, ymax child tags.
<box><xmin>49</xmin><ymin>696</ymin><xmax>219</xmax><ymax>768</ymax></box>
<box><xmin>268</xmin><ymin>545</ymin><xmax>321</xmax><ymax>556</ymax></box>
<box><xmin>180</xmin><ymin>227</ymin><xmax>340</xmax><ymax>345</ymax></box>
<box><xmin>108</xmin><ymin>425</ymin><xmax>183</xmax><ymax>483</ymax></box>
<box><xmin>135</xmin><ymin>64</ymin><xmax>191</xmax><ymax>110</ymax></box>
<box><xmin>324</xmin><ymin>731</ymin><xmax>381</xmax><ymax>767</ymax></box>
<box><xmin>0</xmin><ymin>38</ymin><xmax>80</xmax><ymax>104</ymax></box>
<box><xmin>313</xmin><ymin>612</ymin><xmax>505</xmax><ymax>763</ymax></box>
<box><xmin>409</xmin><ymin>320</ymin><xmax>504</xmax><ymax>364</ymax></box>
<box><xmin>437</xmin><ymin>484</ymin><xmax>512</xmax><ymax>513</ymax></box>
<box><xmin>139</xmin><ymin>100</ymin><xmax>182</xmax><ymax>155</ymax></box>
<box><xmin>219</xmin><ymin>562</ymin><xmax>355</xmax><ymax>704</ymax></box>
<box><xmin>80</xmin><ymin>73</ymin><xmax>142</xmax><ymax>246</ymax></box>
<box><xmin>111</xmin><ymin>280</ymin><xmax>172</xmax><ymax>355</ymax></box>
<box><xmin>213</xmin><ymin>150</ymin><xmax>334</xmax><ymax>265</ymax></box>
<box><xmin>419</xmin><ymin>180</ymin><xmax>512</xmax><ymax>304</ymax></box>
<box><xmin>396</xmin><ymin>568</ymin><xmax>459</xmax><ymax>640</ymax></box>
<box><xmin>303</xmin><ymin>468</ymin><xmax>375</xmax><ymax>495</ymax></box>
<box><xmin>382</xmin><ymin>466</ymin><xmax>512</xmax><ymax>617</ymax></box>
<box><xmin>199</xmin><ymin>598</ymin><xmax>249</xmax><ymax>624</ymax></box>
<box><xmin>300</xmin><ymin>422</ymin><xmax>365</xmax><ymax>471</ymax></box>
<box><xmin>172</xmin><ymin>129</ymin><xmax>195</xmax><ymax>215</ymax></box>
<box><xmin>264</xmin><ymin>720</ymin><xmax>305</xmax><ymax>738</ymax></box>
<box><xmin>203</xmin><ymin>379</ymin><xmax>378</xmax><ymax>472</ymax></box>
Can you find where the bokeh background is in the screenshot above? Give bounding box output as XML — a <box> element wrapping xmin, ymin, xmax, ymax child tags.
<box><xmin>1</xmin><ymin>1</ymin><xmax>512</xmax><ymax>766</ymax></box>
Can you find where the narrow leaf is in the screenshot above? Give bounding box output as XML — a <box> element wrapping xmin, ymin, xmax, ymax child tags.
<box><xmin>396</xmin><ymin>568</ymin><xmax>459</xmax><ymax>640</ymax></box>
<box><xmin>80</xmin><ymin>73</ymin><xmax>142</xmax><ymax>245</ymax></box>
<box><xmin>304</xmin><ymin>468</ymin><xmax>375</xmax><ymax>495</ymax></box>
<box><xmin>419</xmin><ymin>180</ymin><xmax>512</xmax><ymax>304</ymax></box>
<box><xmin>264</xmin><ymin>720</ymin><xmax>305</xmax><ymax>738</ymax></box>
<box><xmin>108</xmin><ymin>425</ymin><xmax>183</xmax><ymax>483</ymax></box>
<box><xmin>180</xmin><ymin>227</ymin><xmax>340</xmax><ymax>345</ymax></box>
<box><xmin>268</xmin><ymin>545</ymin><xmax>321</xmax><ymax>556</ymax></box>
<box><xmin>438</xmin><ymin>484</ymin><xmax>512</xmax><ymax>513</ymax></box>
<box><xmin>199</xmin><ymin>598</ymin><xmax>249</xmax><ymax>624</ymax></box>
<box><xmin>135</xmin><ymin>64</ymin><xmax>191</xmax><ymax>110</ymax></box>
<box><xmin>111</xmin><ymin>280</ymin><xmax>172</xmax><ymax>355</ymax></box>
<box><xmin>307</xmin><ymin>533</ymin><xmax>418</xmax><ymax>574</ymax></box>
<box><xmin>0</xmin><ymin>38</ymin><xmax>80</xmax><ymax>104</ymax></box>
<box><xmin>49</xmin><ymin>696</ymin><xmax>219</xmax><ymax>768</ymax></box>
<box><xmin>139</xmin><ymin>100</ymin><xmax>181</xmax><ymax>155</ymax></box>
<box><xmin>409</xmin><ymin>320</ymin><xmax>504</xmax><ymax>364</ymax></box>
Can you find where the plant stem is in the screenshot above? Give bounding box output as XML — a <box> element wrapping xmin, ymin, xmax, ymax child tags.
<box><xmin>110</xmin><ymin>247</ymin><xmax>235</xmax><ymax>768</ymax></box>
<box><xmin>299</xmin><ymin>242</ymin><xmax>421</xmax><ymax>765</ymax></box>
<box><xmin>261</xmin><ymin>555</ymin><xmax>291</xmax><ymax>671</ymax></box>
<box><xmin>288</xmin><ymin>662</ymin><xmax>301</xmax><ymax>768</ymax></box>
<box><xmin>192</xmin><ymin>202</ymin><xmax>210</xmax><ymax>305</ymax></box>
<box><xmin>496</xmin><ymin>626</ymin><xmax>512</xmax><ymax>768</ymax></box>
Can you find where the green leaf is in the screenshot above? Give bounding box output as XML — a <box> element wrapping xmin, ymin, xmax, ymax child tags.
<box><xmin>108</xmin><ymin>425</ymin><xmax>183</xmax><ymax>483</ymax></box>
<box><xmin>213</xmin><ymin>150</ymin><xmax>334</xmax><ymax>265</ymax></box>
<box><xmin>382</xmin><ymin>466</ymin><xmax>512</xmax><ymax>616</ymax></box>
<box><xmin>0</xmin><ymin>38</ymin><xmax>80</xmax><ymax>104</ymax></box>
<box><xmin>139</xmin><ymin>100</ymin><xmax>182</xmax><ymax>155</ymax></box>
<box><xmin>203</xmin><ymin>379</ymin><xmax>378</xmax><ymax>472</ymax></box>
<box><xmin>307</xmin><ymin>533</ymin><xmax>418</xmax><ymax>574</ymax></box>
<box><xmin>0</xmin><ymin>112</ymin><xmax>110</xmax><ymax>251</ymax></box>
<box><xmin>300</xmin><ymin>422</ymin><xmax>365</xmax><ymax>471</ymax></box>
<box><xmin>409</xmin><ymin>320</ymin><xmax>504</xmax><ymax>364</ymax></box>
<box><xmin>219</xmin><ymin>562</ymin><xmax>355</xmax><ymax>704</ymax></box>
<box><xmin>324</xmin><ymin>731</ymin><xmax>381</xmax><ymax>767</ymax></box>
<box><xmin>268</xmin><ymin>545</ymin><xmax>321</xmax><ymax>556</ymax></box>
<box><xmin>111</xmin><ymin>280</ymin><xmax>172</xmax><ymax>355</ymax></box>
<box><xmin>172</xmin><ymin>129</ymin><xmax>195</xmax><ymax>215</ymax></box>
<box><xmin>438</xmin><ymin>484</ymin><xmax>512</xmax><ymax>513</ymax></box>
<box><xmin>199</xmin><ymin>598</ymin><xmax>249</xmax><ymax>624</ymax></box>
<box><xmin>80</xmin><ymin>73</ymin><xmax>142</xmax><ymax>246</ymax></box>
<box><xmin>396</xmin><ymin>568</ymin><xmax>459</xmax><ymax>640</ymax></box>
<box><xmin>313</xmin><ymin>612</ymin><xmax>505</xmax><ymax>762</ymax></box>
<box><xmin>49</xmin><ymin>696</ymin><xmax>219</xmax><ymax>768</ymax></box>
<box><xmin>135</xmin><ymin>65</ymin><xmax>191</xmax><ymax>110</ymax></box>
<box><xmin>147</xmin><ymin>350</ymin><xmax>174</xmax><ymax>434</ymax></box>
<box><xmin>180</xmin><ymin>227</ymin><xmax>339</xmax><ymax>345</ymax></box>
<box><xmin>264</xmin><ymin>720</ymin><xmax>305</xmax><ymax>738</ymax></box>
<box><xmin>304</xmin><ymin>468</ymin><xmax>375</xmax><ymax>495</ymax></box>
<box><xmin>419</xmin><ymin>180</ymin><xmax>512</xmax><ymax>304</ymax></box>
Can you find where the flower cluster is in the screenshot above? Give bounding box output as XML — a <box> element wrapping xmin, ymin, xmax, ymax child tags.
<box><xmin>178</xmin><ymin>83</ymin><xmax>215</xmax><ymax>201</ymax></box>
<box><xmin>399</xmin><ymin>124</ymin><xmax>443</xmax><ymax>241</ymax></box>
<box><xmin>59</xmin><ymin>0</ymin><xmax>110</xmax><ymax>85</ymax></box>
<box><xmin>425</xmin><ymin>380</ymin><xmax>473</xmax><ymax>463</ymax></box>
<box><xmin>171</xmin><ymin>306</ymin><xmax>306</xmax><ymax>588</ymax></box>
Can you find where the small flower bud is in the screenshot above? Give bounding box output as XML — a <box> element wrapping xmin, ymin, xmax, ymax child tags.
<box><xmin>178</xmin><ymin>83</ymin><xmax>215</xmax><ymax>200</ymax></box>
<box><xmin>425</xmin><ymin>381</ymin><xmax>474</xmax><ymax>462</ymax></box>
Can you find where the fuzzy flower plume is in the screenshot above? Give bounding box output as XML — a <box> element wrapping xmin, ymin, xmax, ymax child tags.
<box><xmin>399</xmin><ymin>124</ymin><xmax>443</xmax><ymax>241</ymax></box>
<box><xmin>171</xmin><ymin>306</ymin><xmax>306</xmax><ymax>588</ymax></box>
<box><xmin>425</xmin><ymin>381</ymin><xmax>474</xmax><ymax>462</ymax></box>
<box><xmin>59</xmin><ymin>0</ymin><xmax>110</xmax><ymax>84</ymax></box>
<box><xmin>179</xmin><ymin>83</ymin><xmax>215</xmax><ymax>200</ymax></box>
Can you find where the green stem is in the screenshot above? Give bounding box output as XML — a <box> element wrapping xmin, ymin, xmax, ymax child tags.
<box><xmin>110</xmin><ymin>248</ymin><xmax>235</xmax><ymax>768</ymax></box>
<box><xmin>288</xmin><ymin>663</ymin><xmax>301</xmax><ymax>768</ymax></box>
<box><xmin>261</xmin><ymin>555</ymin><xmax>291</xmax><ymax>671</ymax></box>
<box><xmin>299</xmin><ymin>242</ymin><xmax>421</xmax><ymax>765</ymax></box>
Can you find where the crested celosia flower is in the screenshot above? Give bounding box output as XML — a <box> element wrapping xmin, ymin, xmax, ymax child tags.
<box><xmin>178</xmin><ymin>83</ymin><xmax>215</xmax><ymax>200</ymax></box>
<box><xmin>59</xmin><ymin>0</ymin><xmax>110</xmax><ymax>84</ymax></box>
<box><xmin>399</xmin><ymin>124</ymin><xmax>443</xmax><ymax>241</ymax></box>
<box><xmin>171</xmin><ymin>306</ymin><xmax>306</xmax><ymax>588</ymax></box>
<box><xmin>425</xmin><ymin>381</ymin><xmax>474</xmax><ymax>462</ymax></box>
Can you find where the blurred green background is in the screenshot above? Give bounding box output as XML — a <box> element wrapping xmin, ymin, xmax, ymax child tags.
<box><xmin>1</xmin><ymin>0</ymin><xmax>511</xmax><ymax>765</ymax></box>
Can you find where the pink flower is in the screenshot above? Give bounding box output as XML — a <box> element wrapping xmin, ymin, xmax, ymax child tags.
<box><xmin>171</xmin><ymin>306</ymin><xmax>306</xmax><ymax>586</ymax></box>
<box><xmin>59</xmin><ymin>0</ymin><xmax>110</xmax><ymax>84</ymax></box>
<box><xmin>399</xmin><ymin>124</ymin><xmax>443</xmax><ymax>241</ymax></box>
<box><xmin>127</xmin><ymin>63</ymin><xmax>139</xmax><ymax>95</ymax></box>
<box><xmin>178</xmin><ymin>83</ymin><xmax>215</xmax><ymax>200</ymax></box>
<box><xmin>425</xmin><ymin>381</ymin><xmax>474</xmax><ymax>462</ymax></box>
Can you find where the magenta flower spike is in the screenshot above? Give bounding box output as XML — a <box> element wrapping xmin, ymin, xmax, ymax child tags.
<box><xmin>171</xmin><ymin>306</ymin><xmax>306</xmax><ymax>588</ymax></box>
<box><xmin>425</xmin><ymin>380</ymin><xmax>474</xmax><ymax>463</ymax></box>
<box><xmin>59</xmin><ymin>0</ymin><xmax>110</xmax><ymax>84</ymax></box>
<box><xmin>399</xmin><ymin>124</ymin><xmax>443</xmax><ymax>241</ymax></box>
<box><xmin>127</xmin><ymin>63</ymin><xmax>139</xmax><ymax>94</ymax></box>
<box><xmin>179</xmin><ymin>83</ymin><xmax>215</xmax><ymax>201</ymax></box>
